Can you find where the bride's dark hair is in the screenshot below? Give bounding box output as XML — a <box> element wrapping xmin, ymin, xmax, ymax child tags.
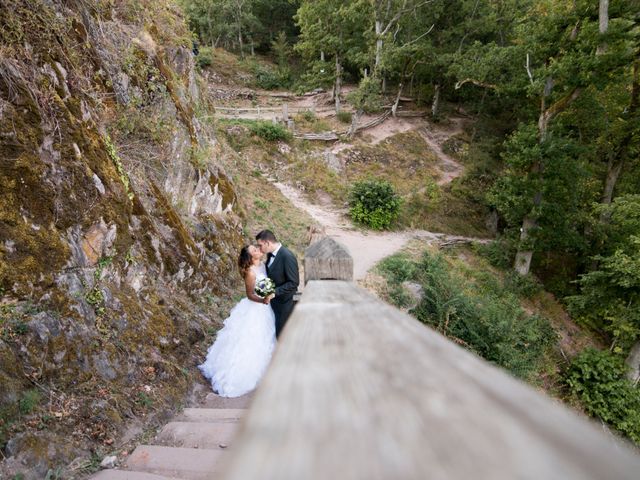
<box><xmin>238</xmin><ymin>245</ymin><xmax>253</xmax><ymax>278</ymax></box>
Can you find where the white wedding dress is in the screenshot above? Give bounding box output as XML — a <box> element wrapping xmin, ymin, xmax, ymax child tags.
<box><xmin>198</xmin><ymin>264</ymin><xmax>276</xmax><ymax>397</ymax></box>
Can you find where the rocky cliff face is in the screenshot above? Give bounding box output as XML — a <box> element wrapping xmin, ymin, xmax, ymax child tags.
<box><xmin>0</xmin><ymin>1</ymin><xmax>243</xmax><ymax>476</ymax></box>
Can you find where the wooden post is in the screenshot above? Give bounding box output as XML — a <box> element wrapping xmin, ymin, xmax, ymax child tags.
<box><xmin>283</xmin><ymin>103</ymin><xmax>289</xmax><ymax>122</ymax></box>
<box><xmin>304</xmin><ymin>237</ymin><xmax>353</xmax><ymax>284</ymax></box>
<box><xmin>219</xmin><ymin>281</ymin><xmax>640</xmax><ymax>480</ymax></box>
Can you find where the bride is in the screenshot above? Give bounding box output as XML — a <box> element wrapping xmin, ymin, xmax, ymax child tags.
<box><xmin>198</xmin><ymin>244</ymin><xmax>276</xmax><ymax>397</ymax></box>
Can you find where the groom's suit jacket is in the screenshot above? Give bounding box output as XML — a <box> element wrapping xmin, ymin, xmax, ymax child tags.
<box><xmin>266</xmin><ymin>246</ymin><xmax>299</xmax><ymax>303</ymax></box>
<box><xmin>266</xmin><ymin>245</ymin><xmax>299</xmax><ymax>337</ymax></box>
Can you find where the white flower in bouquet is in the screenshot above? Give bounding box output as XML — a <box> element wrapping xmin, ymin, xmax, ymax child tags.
<box><xmin>255</xmin><ymin>277</ymin><xmax>276</xmax><ymax>298</ymax></box>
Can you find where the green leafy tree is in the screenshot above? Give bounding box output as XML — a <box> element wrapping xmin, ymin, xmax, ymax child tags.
<box><xmin>568</xmin><ymin>195</ymin><xmax>640</xmax><ymax>356</ymax></box>
<box><xmin>295</xmin><ymin>0</ymin><xmax>371</xmax><ymax>112</ymax></box>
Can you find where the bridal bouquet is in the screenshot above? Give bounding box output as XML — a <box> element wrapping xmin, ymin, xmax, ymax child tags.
<box><xmin>255</xmin><ymin>278</ymin><xmax>276</xmax><ymax>298</ymax></box>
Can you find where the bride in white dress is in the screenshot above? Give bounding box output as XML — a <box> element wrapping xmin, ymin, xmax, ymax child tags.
<box><xmin>198</xmin><ymin>245</ymin><xmax>276</xmax><ymax>397</ymax></box>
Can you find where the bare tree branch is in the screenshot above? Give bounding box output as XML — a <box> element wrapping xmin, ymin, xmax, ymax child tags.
<box><xmin>454</xmin><ymin>78</ymin><xmax>497</xmax><ymax>90</ymax></box>
<box><xmin>525</xmin><ymin>53</ymin><xmax>534</xmax><ymax>86</ymax></box>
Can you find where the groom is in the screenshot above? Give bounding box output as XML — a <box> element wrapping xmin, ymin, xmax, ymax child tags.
<box><xmin>256</xmin><ymin>230</ymin><xmax>299</xmax><ymax>338</ymax></box>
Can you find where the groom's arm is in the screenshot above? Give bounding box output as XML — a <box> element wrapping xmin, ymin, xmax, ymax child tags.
<box><xmin>275</xmin><ymin>250</ymin><xmax>299</xmax><ymax>298</ymax></box>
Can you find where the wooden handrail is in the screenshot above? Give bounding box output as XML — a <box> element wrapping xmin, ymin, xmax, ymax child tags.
<box><xmin>219</xmin><ymin>280</ymin><xmax>640</xmax><ymax>479</ymax></box>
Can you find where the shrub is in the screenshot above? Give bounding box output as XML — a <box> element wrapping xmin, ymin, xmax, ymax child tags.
<box><xmin>248</xmin><ymin>121</ymin><xmax>292</xmax><ymax>142</ymax></box>
<box><xmin>299</xmin><ymin>110</ymin><xmax>316</xmax><ymax>122</ymax></box>
<box><xmin>196</xmin><ymin>46</ymin><xmax>213</xmax><ymax>69</ymax></box>
<box><xmin>474</xmin><ymin>238</ymin><xmax>516</xmax><ymax>270</ymax></box>
<box><xmin>411</xmin><ymin>251</ymin><xmax>556</xmax><ymax>380</ymax></box>
<box><xmin>337</xmin><ymin>111</ymin><xmax>353</xmax><ymax>124</ymax></box>
<box><xmin>504</xmin><ymin>271</ymin><xmax>543</xmax><ymax>298</ymax></box>
<box><xmin>377</xmin><ymin>254</ymin><xmax>416</xmax><ymax>284</ymax></box>
<box><xmin>565</xmin><ymin>348</ymin><xmax>640</xmax><ymax>445</ymax></box>
<box><xmin>253</xmin><ymin>64</ymin><xmax>291</xmax><ymax>90</ymax></box>
<box><xmin>348</xmin><ymin>180</ymin><xmax>401</xmax><ymax>230</ymax></box>
<box><xmin>19</xmin><ymin>389</ymin><xmax>41</xmax><ymax>415</ymax></box>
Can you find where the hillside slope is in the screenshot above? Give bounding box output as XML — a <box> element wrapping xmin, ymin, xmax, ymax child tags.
<box><xmin>0</xmin><ymin>1</ymin><xmax>243</xmax><ymax>477</ymax></box>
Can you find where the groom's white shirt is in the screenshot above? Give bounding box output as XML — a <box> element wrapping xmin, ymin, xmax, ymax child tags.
<box><xmin>268</xmin><ymin>243</ymin><xmax>282</xmax><ymax>267</ymax></box>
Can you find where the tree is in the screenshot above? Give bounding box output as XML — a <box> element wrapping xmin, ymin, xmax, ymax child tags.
<box><xmin>295</xmin><ymin>0</ymin><xmax>370</xmax><ymax>112</ymax></box>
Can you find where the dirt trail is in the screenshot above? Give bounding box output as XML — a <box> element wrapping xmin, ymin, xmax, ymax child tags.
<box><xmin>273</xmin><ymin>182</ymin><xmax>488</xmax><ymax>280</ymax></box>
<box><xmin>418</xmin><ymin>117</ymin><xmax>465</xmax><ymax>185</ymax></box>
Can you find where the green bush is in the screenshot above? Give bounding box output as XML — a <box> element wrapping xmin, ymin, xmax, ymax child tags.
<box><xmin>474</xmin><ymin>239</ymin><xmax>516</xmax><ymax>270</ymax></box>
<box><xmin>299</xmin><ymin>110</ymin><xmax>316</xmax><ymax>122</ymax></box>
<box><xmin>349</xmin><ymin>180</ymin><xmax>401</xmax><ymax>230</ymax></box>
<box><xmin>337</xmin><ymin>111</ymin><xmax>352</xmax><ymax>124</ymax></box>
<box><xmin>19</xmin><ymin>389</ymin><xmax>41</xmax><ymax>415</ymax></box>
<box><xmin>504</xmin><ymin>271</ymin><xmax>543</xmax><ymax>298</ymax></box>
<box><xmin>253</xmin><ymin>64</ymin><xmax>291</xmax><ymax>90</ymax></box>
<box><xmin>377</xmin><ymin>254</ymin><xmax>416</xmax><ymax>284</ymax></box>
<box><xmin>196</xmin><ymin>46</ymin><xmax>213</xmax><ymax>69</ymax></box>
<box><xmin>565</xmin><ymin>348</ymin><xmax>640</xmax><ymax>445</ymax></box>
<box><xmin>248</xmin><ymin>121</ymin><xmax>292</xmax><ymax>142</ymax></box>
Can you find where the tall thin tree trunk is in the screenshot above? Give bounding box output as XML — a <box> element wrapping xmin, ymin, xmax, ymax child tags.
<box><xmin>431</xmin><ymin>84</ymin><xmax>441</xmax><ymax>119</ymax></box>
<box><xmin>375</xmin><ymin>20</ymin><xmax>383</xmax><ymax>72</ymax></box>
<box><xmin>514</xmin><ymin>79</ymin><xmax>552</xmax><ymax>276</ymax></box>
<box><xmin>626</xmin><ymin>340</ymin><xmax>640</xmax><ymax>385</ymax></box>
<box><xmin>392</xmin><ymin>83</ymin><xmax>403</xmax><ymax>117</ymax></box>
<box><xmin>334</xmin><ymin>54</ymin><xmax>342</xmax><ymax>113</ymax></box>
<box><xmin>599</xmin><ymin>60</ymin><xmax>638</xmax><ymax>219</ymax></box>
<box><xmin>597</xmin><ymin>0</ymin><xmax>609</xmax><ymax>55</ymax></box>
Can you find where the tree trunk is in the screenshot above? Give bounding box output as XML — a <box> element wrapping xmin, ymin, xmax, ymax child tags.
<box><xmin>625</xmin><ymin>340</ymin><xmax>640</xmax><ymax>385</ymax></box>
<box><xmin>347</xmin><ymin>109</ymin><xmax>363</xmax><ymax>138</ymax></box>
<box><xmin>375</xmin><ymin>20</ymin><xmax>383</xmax><ymax>73</ymax></box>
<box><xmin>513</xmin><ymin>79</ymin><xmax>552</xmax><ymax>276</ymax></box>
<box><xmin>238</xmin><ymin>26</ymin><xmax>244</xmax><ymax>58</ymax></box>
<box><xmin>597</xmin><ymin>0</ymin><xmax>609</xmax><ymax>54</ymax></box>
<box><xmin>382</xmin><ymin>75</ymin><xmax>387</xmax><ymax>94</ymax></box>
<box><xmin>600</xmin><ymin>60</ymin><xmax>638</xmax><ymax>217</ymax></box>
<box><xmin>392</xmin><ymin>83</ymin><xmax>403</xmax><ymax>117</ymax></box>
<box><xmin>334</xmin><ymin>54</ymin><xmax>342</xmax><ymax>113</ymax></box>
<box><xmin>431</xmin><ymin>84</ymin><xmax>440</xmax><ymax>119</ymax></box>
<box><xmin>320</xmin><ymin>51</ymin><xmax>325</xmax><ymax>62</ymax></box>
<box><xmin>513</xmin><ymin>82</ymin><xmax>582</xmax><ymax>275</ymax></box>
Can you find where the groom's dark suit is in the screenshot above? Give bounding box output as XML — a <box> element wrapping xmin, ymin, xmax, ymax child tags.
<box><xmin>266</xmin><ymin>245</ymin><xmax>299</xmax><ymax>338</ymax></box>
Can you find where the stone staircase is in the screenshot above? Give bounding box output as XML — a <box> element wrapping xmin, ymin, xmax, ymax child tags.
<box><xmin>90</xmin><ymin>392</ymin><xmax>252</xmax><ymax>480</ymax></box>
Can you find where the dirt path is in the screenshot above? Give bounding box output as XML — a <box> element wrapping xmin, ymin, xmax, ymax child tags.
<box><xmin>418</xmin><ymin>118</ymin><xmax>465</xmax><ymax>185</ymax></box>
<box><xmin>273</xmin><ymin>182</ymin><xmax>488</xmax><ymax>280</ymax></box>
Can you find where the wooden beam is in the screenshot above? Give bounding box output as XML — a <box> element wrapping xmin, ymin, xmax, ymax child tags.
<box><xmin>220</xmin><ymin>281</ymin><xmax>640</xmax><ymax>480</ymax></box>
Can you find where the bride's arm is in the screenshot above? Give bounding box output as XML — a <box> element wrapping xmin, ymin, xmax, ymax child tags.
<box><xmin>244</xmin><ymin>269</ymin><xmax>268</xmax><ymax>304</ymax></box>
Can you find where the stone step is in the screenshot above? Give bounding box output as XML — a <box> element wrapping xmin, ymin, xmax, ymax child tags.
<box><xmin>124</xmin><ymin>445</ymin><xmax>224</xmax><ymax>480</ymax></box>
<box><xmin>201</xmin><ymin>392</ymin><xmax>253</xmax><ymax>409</ymax></box>
<box><xmin>91</xmin><ymin>470</ymin><xmax>181</xmax><ymax>480</ymax></box>
<box><xmin>156</xmin><ymin>422</ymin><xmax>238</xmax><ymax>449</ymax></box>
<box><xmin>176</xmin><ymin>408</ymin><xmax>245</xmax><ymax>423</ymax></box>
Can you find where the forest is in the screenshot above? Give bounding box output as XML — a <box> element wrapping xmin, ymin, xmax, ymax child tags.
<box><xmin>1</xmin><ymin>0</ymin><xmax>640</xmax><ymax>476</ymax></box>
<box><xmin>180</xmin><ymin>0</ymin><xmax>640</xmax><ymax>442</ymax></box>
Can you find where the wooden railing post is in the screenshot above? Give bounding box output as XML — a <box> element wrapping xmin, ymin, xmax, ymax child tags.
<box><xmin>304</xmin><ymin>236</ymin><xmax>353</xmax><ymax>284</ymax></box>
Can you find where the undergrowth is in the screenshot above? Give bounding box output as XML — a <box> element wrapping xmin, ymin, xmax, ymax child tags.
<box><xmin>377</xmin><ymin>248</ymin><xmax>557</xmax><ymax>381</ymax></box>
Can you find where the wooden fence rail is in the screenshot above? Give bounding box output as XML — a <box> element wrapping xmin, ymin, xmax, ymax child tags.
<box><xmin>217</xmin><ymin>239</ymin><xmax>640</xmax><ymax>479</ymax></box>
